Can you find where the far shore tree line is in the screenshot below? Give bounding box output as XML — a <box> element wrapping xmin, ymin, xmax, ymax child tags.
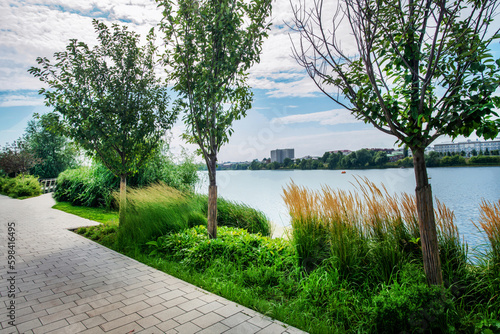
<box><xmin>213</xmin><ymin>148</ymin><xmax>500</xmax><ymax>171</ymax></box>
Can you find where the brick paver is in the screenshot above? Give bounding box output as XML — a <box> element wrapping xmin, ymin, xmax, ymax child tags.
<box><xmin>0</xmin><ymin>194</ymin><xmax>306</xmax><ymax>333</ymax></box>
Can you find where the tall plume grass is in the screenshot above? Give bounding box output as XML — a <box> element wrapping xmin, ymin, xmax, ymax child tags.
<box><xmin>283</xmin><ymin>177</ymin><xmax>465</xmax><ymax>282</ymax></box>
<box><xmin>474</xmin><ymin>199</ymin><xmax>500</xmax><ymax>271</ymax></box>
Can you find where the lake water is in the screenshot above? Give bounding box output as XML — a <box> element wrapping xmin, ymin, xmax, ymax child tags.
<box><xmin>196</xmin><ymin>167</ymin><xmax>500</xmax><ymax>249</ymax></box>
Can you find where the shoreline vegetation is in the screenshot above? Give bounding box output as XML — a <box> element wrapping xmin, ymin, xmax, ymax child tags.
<box><xmin>209</xmin><ymin>151</ymin><xmax>500</xmax><ymax>171</ymax></box>
<box><xmin>53</xmin><ymin>176</ymin><xmax>499</xmax><ymax>333</ymax></box>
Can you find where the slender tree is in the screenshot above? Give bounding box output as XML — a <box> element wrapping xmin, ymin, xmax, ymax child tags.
<box><xmin>29</xmin><ymin>20</ymin><xmax>177</xmax><ymax>232</ymax></box>
<box><xmin>157</xmin><ymin>0</ymin><xmax>272</xmax><ymax>238</ymax></box>
<box><xmin>290</xmin><ymin>0</ymin><xmax>500</xmax><ymax>285</ymax></box>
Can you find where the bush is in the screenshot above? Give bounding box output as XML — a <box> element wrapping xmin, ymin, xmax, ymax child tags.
<box><xmin>147</xmin><ymin>225</ymin><xmax>293</xmax><ymax>271</ymax></box>
<box><xmin>468</xmin><ymin>155</ymin><xmax>500</xmax><ymax>165</ymax></box>
<box><xmin>0</xmin><ymin>175</ymin><xmax>42</xmax><ymax>198</ymax></box>
<box><xmin>54</xmin><ymin>151</ymin><xmax>199</xmax><ymax>209</ymax></box>
<box><xmin>76</xmin><ymin>223</ymin><xmax>118</xmax><ymax>247</ymax></box>
<box><xmin>440</xmin><ymin>154</ymin><xmax>466</xmax><ymax>166</ymax></box>
<box><xmin>54</xmin><ymin>164</ymin><xmax>117</xmax><ymax>207</ymax></box>
<box><xmin>372</xmin><ymin>282</ymin><xmax>455</xmax><ymax>333</ymax></box>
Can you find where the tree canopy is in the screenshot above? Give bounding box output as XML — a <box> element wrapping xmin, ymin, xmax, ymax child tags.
<box><xmin>29</xmin><ymin>20</ymin><xmax>177</xmax><ymax>232</ymax></box>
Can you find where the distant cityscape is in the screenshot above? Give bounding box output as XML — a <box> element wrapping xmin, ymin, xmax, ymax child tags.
<box><xmin>217</xmin><ymin>139</ymin><xmax>500</xmax><ymax>169</ymax></box>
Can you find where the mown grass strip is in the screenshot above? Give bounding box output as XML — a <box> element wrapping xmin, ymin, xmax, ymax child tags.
<box><xmin>53</xmin><ymin>201</ymin><xmax>118</xmax><ymax>224</ymax></box>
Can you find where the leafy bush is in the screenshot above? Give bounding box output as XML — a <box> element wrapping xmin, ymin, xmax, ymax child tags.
<box><xmin>372</xmin><ymin>283</ymin><xmax>455</xmax><ymax>333</ymax></box>
<box><xmin>76</xmin><ymin>223</ymin><xmax>118</xmax><ymax>247</ymax></box>
<box><xmin>468</xmin><ymin>155</ymin><xmax>500</xmax><ymax>165</ymax></box>
<box><xmin>0</xmin><ymin>175</ymin><xmax>42</xmax><ymax>198</ymax></box>
<box><xmin>147</xmin><ymin>226</ymin><xmax>293</xmax><ymax>271</ymax></box>
<box><xmin>54</xmin><ymin>151</ymin><xmax>199</xmax><ymax>208</ymax></box>
<box><xmin>54</xmin><ymin>164</ymin><xmax>117</xmax><ymax>207</ymax></box>
<box><xmin>440</xmin><ymin>154</ymin><xmax>466</xmax><ymax>166</ymax></box>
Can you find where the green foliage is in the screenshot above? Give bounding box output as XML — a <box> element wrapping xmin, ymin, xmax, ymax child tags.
<box><xmin>440</xmin><ymin>155</ymin><xmax>466</xmax><ymax>166</ymax></box>
<box><xmin>114</xmin><ymin>183</ymin><xmax>270</xmax><ymax>248</ymax></box>
<box><xmin>158</xmin><ymin>0</ymin><xmax>272</xmax><ymax>237</ymax></box>
<box><xmin>158</xmin><ymin>0</ymin><xmax>272</xmax><ymax>156</ymax></box>
<box><xmin>54</xmin><ymin>164</ymin><xmax>118</xmax><ymax>208</ymax></box>
<box><xmin>118</xmin><ymin>183</ymin><xmax>194</xmax><ymax>247</ymax></box>
<box><xmin>147</xmin><ymin>226</ymin><xmax>293</xmax><ymax>271</ymax></box>
<box><xmin>24</xmin><ymin>114</ymin><xmax>77</xmax><ymax>178</ymax></box>
<box><xmin>0</xmin><ymin>175</ymin><xmax>42</xmax><ymax>198</ymax></box>
<box><xmin>468</xmin><ymin>155</ymin><xmax>500</xmax><ymax>165</ymax></box>
<box><xmin>52</xmin><ymin>202</ymin><xmax>118</xmax><ymax>224</ymax></box>
<box><xmin>372</xmin><ymin>283</ymin><xmax>455</xmax><ymax>333</ymax></box>
<box><xmin>0</xmin><ymin>139</ymin><xmax>41</xmax><ymax>177</ymax></box>
<box><xmin>70</xmin><ymin>199</ymin><xmax>500</xmax><ymax>334</ymax></box>
<box><xmin>195</xmin><ymin>195</ymin><xmax>272</xmax><ymax>236</ymax></box>
<box><xmin>54</xmin><ymin>150</ymin><xmax>199</xmax><ymax>209</ymax></box>
<box><xmin>29</xmin><ymin>19</ymin><xmax>178</xmax><ymax>232</ymax></box>
<box><xmin>29</xmin><ymin>20</ymin><xmax>176</xmax><ymax>180</ymax></box>
<box><xmin>76</xmin><ymin>223</ymin><xmax>118</xmax><ymax>247</ymax></box>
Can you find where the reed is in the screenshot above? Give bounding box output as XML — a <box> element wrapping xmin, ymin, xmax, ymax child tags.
<box><xmin>283</xmin><ymin>177</ymin><xmax>463</xmax><ymax>282</ymax></box>
<box><xmin>116</xmin><ymin>182</ymin><xmax>192</xmax><ymax>247</ymax></box>
<box><xmin>475</xmin><ymin>199</ymin><xmax>500</xmax><ymax>269</ymax></box>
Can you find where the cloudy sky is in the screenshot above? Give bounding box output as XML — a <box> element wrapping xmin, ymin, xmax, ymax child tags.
<box><xmin>0</xmin><ymin>0</ymin><xmax>496</xmax><ymax>163</ymax></box>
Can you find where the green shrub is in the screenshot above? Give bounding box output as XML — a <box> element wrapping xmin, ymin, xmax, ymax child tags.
<box><xmin>54</xmin><ymin>164</ymin><xmax>117</xmax><ymax>207</ymax></box>
<box><xmin>0</xmin><ymin>175</ymin><xmax>42</xmax><ymax>198</ymax></box>
<box><xmin>147</xmin><ymin>226</ymin><xmax>293</xmax><ymax>271</ymax></box>
<box><xmin>371</xmin><ymin>282</ymin><xmax>456</xmax><ymax>333</ymax></box>
<box><xmin>54</xmin><ymin>150</ymin><xmax>199</xmax><ymax>209</ymax></box>
<box><xmin>76</xmin><ymin>223</ymin><xmax>118</xmax><ymax>247</ymax></box>
<box><xmin>468</xmin><ymin>155</ymin><xmax>500</xmax><ymax>165</ymax></box>
<box><xmin>196</xmin><ymin>195</ymin><xmax>272</xmax><ymax>236</ymax></box>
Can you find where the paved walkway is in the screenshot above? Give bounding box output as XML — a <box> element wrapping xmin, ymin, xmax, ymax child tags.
<box><xmin>0</xmin><ymin>194</ymin><xmax>306</xmax><ymax>334</ymax></box>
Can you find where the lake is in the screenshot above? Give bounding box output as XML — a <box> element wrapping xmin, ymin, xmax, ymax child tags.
<box><xmin>196</xmin><ymin>167</ymin><xmax>500</xmax><ymax>249</ymax></box>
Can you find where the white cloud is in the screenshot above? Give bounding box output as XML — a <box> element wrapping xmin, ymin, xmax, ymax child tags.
<box><xmin>273</xmin><ymin>108</ymin><xmax>361</xmax><ymax>126</ymax></box>
<box><xmin>0</xmin><ymin>94</ymin><xmax>45</xmax><ymax>107</ymax></box>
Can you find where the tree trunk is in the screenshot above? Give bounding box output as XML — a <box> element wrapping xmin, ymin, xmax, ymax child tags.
<box><xmin>207</xmin><ymin>156</ymin><xmax>217</xmax><ymax>239</ymax></box>
<box><xmin>119</xmin><ymin>174</ymin><xmax>127</xmax><ymax>228</ymax></box>
<box><xmin>412</xmin><ymin>148</ymin><xmax>443</xmax><ymax>286</ymax></box>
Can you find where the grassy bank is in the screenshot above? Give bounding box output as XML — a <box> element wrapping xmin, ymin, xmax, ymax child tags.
<box><xmin>57</xmin><ymin>181</ymin><xmax>500</xmax><ymax>333</ymax></box>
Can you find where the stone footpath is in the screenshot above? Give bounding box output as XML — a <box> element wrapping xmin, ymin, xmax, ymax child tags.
<box><xmin>0</xmin><ymin>194</ymin><xmax>306</xmax><ymax>334</ymax></box>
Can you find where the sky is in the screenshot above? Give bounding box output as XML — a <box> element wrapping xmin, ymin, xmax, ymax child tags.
<box><xmin>0</xmin><ymin>0</ymin><xmax>497</xmax><ymax>163</ymax></box>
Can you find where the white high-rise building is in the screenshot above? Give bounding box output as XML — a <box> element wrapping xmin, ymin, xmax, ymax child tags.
<box><xmin>270</xmin><ymin>149</ymin><xmax>295</xmax><ymax>163</ymax></box>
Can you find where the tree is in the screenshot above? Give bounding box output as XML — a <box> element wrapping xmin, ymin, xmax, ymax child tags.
<box><xmin>24</xmin><ymin>114</ymin><xmax>77</xmax><ymax>178</ymax></box>
<box><xmin>355</xmin><ymin>149</ymin><xmax>372</xmax><ymax>168</ymax></box>
<box><xmin>291</xmin><ymin>0</ymin><xmax>500</xmax><ymax>285</ymax></box>
<box><xmin>29</xmin><ymin>20</ymin><xmax>177</xmax><ymax>233</ymax></box>
<box><xmin>425</xmin><ymin>151</ymin><xmax>440</xmax><ymax>167</ymax></box>
<box><xmin>373</xmin><ymin>151</ymin><xmax>389</xmax><ymax>166</ymax></box>
<box><xmin>158</xmin><ymin>0</ymin><xmax>272</xmax><ymax>238</ymax></box>
<box><xmin>0</xmin><ymin>139</ymin><xmax>41</xmax><ymax>177</ymax></box>
<box><xmin>283</xmin><ymin>157</ymin><xmax>293</xmax><ymax>167</ymax></box>
<box><xmin>321</xmin><ymin>151</ymin><xmax>331</xmax><ymax>162</ymax></box>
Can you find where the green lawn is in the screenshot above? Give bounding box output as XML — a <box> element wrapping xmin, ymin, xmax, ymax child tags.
<box><xmin>52</xmin><ymin>201</ymin><xmax>119</xmax><ymax>225</ymax></box>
